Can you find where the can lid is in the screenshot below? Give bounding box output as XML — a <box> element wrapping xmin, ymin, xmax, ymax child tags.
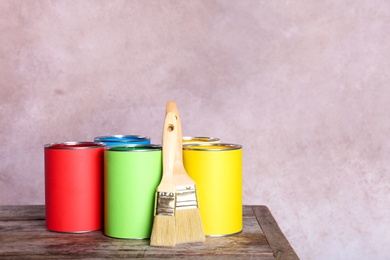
<box><xmin>183</xmin><ymin>143</ymin><xmax>242</xmax><ymax>151</ymax></box>
<box><xmin>182</xmin><ymin>136</ymin><xmax>220</xmax><ymax>143</ymax></box>
<box><xmin>44</xmin><ymin>142</ymin><xmax>105</xmax><ymax>149</ymax></box>
<box><xmin>106</xmin><ymin>144</ymin><xmax>162</xmax><ymax>152</ymax></box>
<box><xmin>94</xmin><ymin>135</ymin><xmax>150</xmax><ymax>143</ymax></box>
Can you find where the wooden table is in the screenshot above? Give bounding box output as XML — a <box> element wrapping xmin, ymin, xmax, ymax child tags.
<box><xmin>0</xmin><ymin>205</ymin><xmax>299</xmax><ymax>259</ymax></box>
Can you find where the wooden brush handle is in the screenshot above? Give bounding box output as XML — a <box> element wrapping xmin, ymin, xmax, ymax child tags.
<box><xmin>160</xmin><ymin>111</ymin><xmax>177</xmax><ymax>189</ymax></box>
<box><xmin>166</xmin><ymin>102</ymin><xmax>183</xmax><ymax>162</ymax></box>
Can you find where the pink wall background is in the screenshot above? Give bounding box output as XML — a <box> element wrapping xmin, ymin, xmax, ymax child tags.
<box><xmin>1</xmin><ymin>1</ymin><xmax>389</xmax><ymax>259</ymax></box>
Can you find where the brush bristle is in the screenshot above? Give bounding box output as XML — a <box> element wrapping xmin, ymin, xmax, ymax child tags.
<box><xmin>150</xmin><ymin>215</ymin><xmax>176</xmax><ymax>247</ymax></box>
<box><xmin>175</xmin><ymin>208</ymin><xmax>205</xmax><ymax>244</ymax></box>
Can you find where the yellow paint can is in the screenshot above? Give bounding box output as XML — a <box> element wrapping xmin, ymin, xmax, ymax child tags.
<box><xmin>183</xmin><ymin>143</ymin><xmax>242</xmax><ymax>236</ymax></box>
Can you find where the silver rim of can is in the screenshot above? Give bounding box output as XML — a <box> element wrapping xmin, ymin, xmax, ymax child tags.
<box><xmin>182</xmin><ymin>143</ymin><xmax>242</xmax><ymax>151</ymax></box>
<box><xmin>206</xmin><ymin>229</ymin><xmax>243</xmax><ymax>237</ymax></box>
<box><xmin>44</xmin><ymin>142</ymin><xmax>105</xmax><ymax>150</ymax></box>
<box><xmin>94</xmin><ymin>135</ymin><xmax>150</xmax><ymax>143</ymax></box>
<box><xmin>182</xmin><ymin>136</ymin><xmax>220</xmax><ymax>143</ymax></box>
<box><xmin>105</xmin><ymin>144</ymin><xmax>162</xmax><ymax>152</ymax></box>
<box><xmin>45</xmin><ymin>227</ymin><xmax>101</xmax><ymax>233</ymax></box>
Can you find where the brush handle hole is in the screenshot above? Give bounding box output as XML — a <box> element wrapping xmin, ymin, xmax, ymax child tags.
<box><xmin>168</xmin><ymin>124</ymin><xmax>174</xmax><ymax>132</ymax></box>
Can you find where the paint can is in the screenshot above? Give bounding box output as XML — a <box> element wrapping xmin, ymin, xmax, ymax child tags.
<box><xmin>94</xmin><ymin>135</ymin><xmax>150</xmax><ymax>146</ymax></box>
<box><xmin>183</xmin><ymin>143</ymin><xmax>242</xmax><ymax>237</ymax></box>
<box><xmin>44</xmin><ymin>142</ymin><xmax>105</xmax><ymax>233</ymax></box>
<box><xmin>182</xmin><ymin>136</ymin><xmax>220</xmax><ymax>144</ymax></box>
<box><xmin>104</xmin><ymin>145</ymin><xmax>162</xmax><ymax>239</ymax></box>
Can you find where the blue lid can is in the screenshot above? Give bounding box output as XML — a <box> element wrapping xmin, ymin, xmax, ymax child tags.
<box><xmin>94</xmin><ymin>135</ymin><xmax>151</xmax><ymax>147</ymax></box>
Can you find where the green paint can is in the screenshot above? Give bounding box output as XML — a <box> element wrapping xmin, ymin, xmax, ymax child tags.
<box><xmin>104</xmin><ymin>145</ymin><xmax>162</xmax><ymax>239</ymax></box>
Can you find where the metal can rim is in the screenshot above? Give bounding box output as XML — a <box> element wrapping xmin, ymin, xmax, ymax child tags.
<box><xmin>44</xmin><ymin>141</ymin><xmax>105</xmax><ymax>150</ymax></box>
<box><xmin>182</xmin><ymin>143</ymin><xmax>242</xmax><ymax>151</ymax></box>
<box><xmin>94</xmin><ymin>135</ymin><xmax>151</xmax><ymax>143</ymax></box>
<box><xmin>105</xmin><ymin>144</ymin><xmax>162</xmax><ymax>152</ymax></box>
<box><xmin>182</xmin><ymin>136</ymin><xmax>220</xmax><ymax>142</ymax></box>
<box><xmin>94</xmin><ymin>135</ymin><xmax>150</xmax><ymax>143</ymax></box>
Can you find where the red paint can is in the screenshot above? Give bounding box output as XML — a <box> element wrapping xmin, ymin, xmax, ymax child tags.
<box><xmin>44</xmin><ymin>142</ymin><xmax>105</xmax><ymax>233</ymax></box>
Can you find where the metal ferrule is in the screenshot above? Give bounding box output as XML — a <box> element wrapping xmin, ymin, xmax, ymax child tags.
<box><xmin>155</xmin><ymin>192</ymin><xmax>176</xmax><ymax>216</ymax></box>
<box><xmin>175</xmin><ymin>185</ymin><xmax>199</xmax><ymax>210</ymax></box>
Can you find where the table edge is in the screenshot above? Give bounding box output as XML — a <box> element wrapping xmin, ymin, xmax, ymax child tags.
<box><xmin>251</xmin><ymin>205</ymin><xmax>300</xmax><ymax>260</ymax></box>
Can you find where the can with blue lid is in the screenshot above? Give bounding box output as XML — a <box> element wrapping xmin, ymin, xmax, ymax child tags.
<box><xmin>94</xmin><ymin>135</ymin><xmax>150</xmax><ymax>146</ymax></box>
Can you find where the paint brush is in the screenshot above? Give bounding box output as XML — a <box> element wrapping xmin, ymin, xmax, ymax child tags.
<box><xmin>150</xmin><ymin>111</ymin><xmax>178</xmax><ymax>247</ymax></box>
<box><xmin>166</xmin><ymin>101</ymin><xmax>205</xmax><ymax>244</ymax></box>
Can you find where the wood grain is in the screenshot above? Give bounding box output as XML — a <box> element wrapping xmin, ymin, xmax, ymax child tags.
<box><xmin>0</xmin><ymin>205</ymin><xmax>45</xmax><ymax>221</ymax></box>
<box><xmin>0</xmin><ymin>205</ymin><xmax>298</xmax><ymax>259</ymax></box>
<box><xmin>253</xmin><ymin>206</ymin><xmax>300</xmax><ymax>260</ymax></box>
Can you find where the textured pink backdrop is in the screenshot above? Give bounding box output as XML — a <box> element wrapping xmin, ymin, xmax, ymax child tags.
<box><xmin>1</xmin><ymin>1</ymin><xmax>389</xmax><ymax>259</ymax></box>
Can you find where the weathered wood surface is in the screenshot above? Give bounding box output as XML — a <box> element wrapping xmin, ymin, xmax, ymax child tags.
<box><xmin>253</xmin><ymin>206</ymin><xmax>299</xmax><ymax>260</ymax></box>
<box><xmin>0</xmin><ymin>205</ymin><xmax>299</xmax><ymax>259</ymax></box>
